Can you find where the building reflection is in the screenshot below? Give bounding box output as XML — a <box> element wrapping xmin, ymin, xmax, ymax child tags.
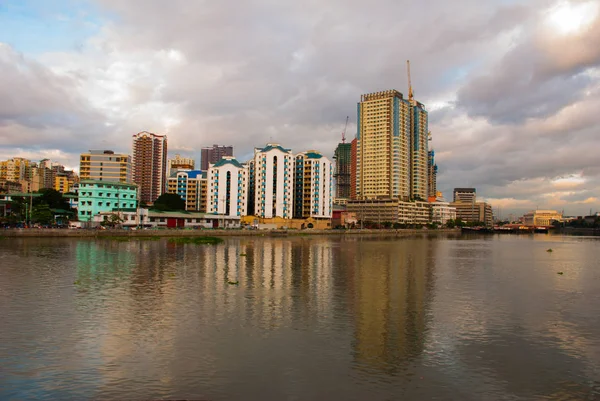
<box><xmin>348</xmin><ymin>237</ymin><xmax>436</xmax><ymax>375</ymax></box>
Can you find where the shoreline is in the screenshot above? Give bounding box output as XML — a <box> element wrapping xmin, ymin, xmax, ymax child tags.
<box><xmin>0</xmin><ymin>228</ymin><xmax>462</xmax><ymax>238</ymax></box>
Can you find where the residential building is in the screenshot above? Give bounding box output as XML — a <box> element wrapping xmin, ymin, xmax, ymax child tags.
<box><xmin>398</xmin><ymin>200</ymin><xmax>430</xmax><ymax>225</ymax></box>
<box><xmin>347</xmin><ymin>198</ymin><xmax>432</xmax><ymax>225</ymax></box>
<box><xmin>523</xmin><ymin>210</ymin><xmax>562</xmax><ymax>226</ymax></box>
<box><xmin>355</xmin><ymin>89</ymin><xmax>429</xmax><ymax>201</ymax></box>
<box><xmin>293</xmin><ymin>151</ymin><xmax>333</xmax><ymax>219</ymax></box>
<box><xmin>350</xmin><ymin>138</ymin><xmax>358</xmax><ymax>200</ymax></box>
<box><xmin>79</xmin><ymin>150</ymin><xmax>132</xmax><ymax>183</ymax></box>
<box><xmin>207</xmin><ymin>156</ymin><xmax>248</xmax><ymax>217</ymax></box>
<box><xmin>54</xmin><ymin>174</ymin><xmax>72</xmax><ymax>193</ymax></box>
<box><xmin>430</xmin><ymin>198</ymin><xmax>456</xmax><ymax>225</ymax></box>
<box><xmin>453</xmin><ymin>188</ymin><xmax>476</xmax><ymax>204</ymax></box>
<box><xmin>333</xmin><ymin>142</ymin><xmax>351</xmax><ymax>199</ymax></box>
<box><xmin>167</xmin><ymin>154</ymin><xmax>195</xmax><ymax>176</ymax></box>
<box><xmin>251</xmin><ymin>144</ymin><xmax>294</xmax><ymax>219</ymax></box>
<box><xmin>201</xmin><ymin>144</ymin><xmax>233</xmax><ymax>171</ymax></box>
<box><xmin>0</xmin><ymin>157</ymin><xmax>32</xmax><ymax>182</ymax></box>
<box><xmin>428</xmin><ymin>150</ymin><xmax>438</xmax><ymax>199</ymax></box>
<box><xmin>166</xmin><ymin>170</ymin><xmax>207</xmax><ymax>212</ymax></box>
<box><xmin>77</xmin><ymin>180</ymin><xmax>138</xmax><ymax>222</ymax></box>
<box><xmin>451</xmin><ymin>201</ymin><xmax>493</xmax><ymax>226</ymax></box>
<box><xmin>132</xmin><ymin>131</ymin><xmax>167</xmax><ymax>204</ymax></box>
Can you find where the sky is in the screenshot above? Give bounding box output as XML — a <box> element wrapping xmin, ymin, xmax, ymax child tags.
<box><xmin>0</xmin><ymin>0</ymin><xmax>599</xmax><ymax>217</ymax></box>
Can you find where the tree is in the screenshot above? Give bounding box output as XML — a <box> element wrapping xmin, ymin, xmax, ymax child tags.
<box><xmin>101</xmin><ymin>213</ymin><xmax>124</xmax><ymax>228</ymax></box>
<box><xmin>34</xmin><ymin>188</ymin><xmax>71</xmax><ymax>210</ymax></box>
<box><xmin>153</xmin><ymin>193</ymin><xmax>185</xmax><ymax>211</ymax></box>
<box><xmin>31</xmin><ymin>204</ymin><xmax>54</xmax><ymax>225</ymax></box>
<box><xmin>445</xmin><ymin>219</ymin><xmax>456</xmax><ymax>228</ymax></box>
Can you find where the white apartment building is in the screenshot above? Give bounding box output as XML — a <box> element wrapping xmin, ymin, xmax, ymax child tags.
<box><xmin>430</xmin><ymin>199</ymin><xmax>456</xmax><ymax>225</ymax></box>
<box><xmin>293</xmin><ymin>151</ymin><xmax>333</xmax><ymax>218</ymax></box>
<box><xmin>252</xmin><ymin>144</ymin><xmax>294</xmax><ymax>219</ymax></box>
<box><xmin>208</xmin><ymin>157</ymin><xmax>248</xmax><ymax>217</ymax></box>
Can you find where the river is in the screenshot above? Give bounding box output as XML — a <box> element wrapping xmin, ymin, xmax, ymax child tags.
<box><xmin>1</xmin><ymin>234</ymin><xmax>599</xmax><ymax>400</ymax></box>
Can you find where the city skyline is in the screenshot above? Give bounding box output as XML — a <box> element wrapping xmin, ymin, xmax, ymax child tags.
<box><xmin>0</xmin><ymin>0</ymin><xmax>599</xmax><ymax>215</ymax></box>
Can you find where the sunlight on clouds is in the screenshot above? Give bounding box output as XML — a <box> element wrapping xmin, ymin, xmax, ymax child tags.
<box><xmin>544</xmin><ymin>1</ymin><xmax>598</xmax><ymax>35</ymax></box>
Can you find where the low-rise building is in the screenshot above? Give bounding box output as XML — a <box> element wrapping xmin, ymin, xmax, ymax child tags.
<box><xmin>523</xmin><ymin>210</ymin><xmax>562</xmax><ymax>226</ymax></box>
<box><xmin>77</xmin><ymin>180</ymin><xmax>138</xmax><ymax>222</ymax></box>
<box><xmin>430</xmin><ymin>198</ymin><xmax>456</xmax><ymax>225</ymax></box>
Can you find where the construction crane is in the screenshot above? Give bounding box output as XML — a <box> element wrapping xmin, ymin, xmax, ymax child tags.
<box><xmin>341</xmin><ymin>116</ymin><xmax>349</xmax><ymax>143</ymax></box>
<box><xmin>407</xmin><ymin>60</ymin><xmax>414</xmax><ymax>101</ymax></box>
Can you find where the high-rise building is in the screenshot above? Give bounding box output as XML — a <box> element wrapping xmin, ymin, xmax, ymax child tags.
<box><xmin>79</xmin><ymin>150</ymin><xmax>132</xmax><ymax>183</ymax></box>
<box><xmin>207</xmin><ymin>157</ymin><xmax>248</xmax><ymax>217</ymax></box>
<box><xmin>251</xmin><ymin>144</ymin><xmax>294</xmax><ymax>219</ymax></box>
<box><xmin>201</xmin><ymin>145</ymin><xmax>233</xmax><ymax>171</ymax></box>
<box><xmin>350</xmin><ymin>138</ymin><xmax>358</xmax><ymax>200</ymax></box>
<box><xmin>453</xmin><ymin>188</ymin><xmax>476</xmax><ymax>203</ymax></box>
<box><xmin>132</xmin><ymin>132</ymin><xmax>168</xmax><ymax>204</ymax></box>
<box><xmin>166</xmin><ymin>170</ymin><xmax>207</xmax><ymax>211</ymax></box>
<box><xmin>293</xmin><ymin>151</ymin><xmax>333</xmax><ymax>219</ymax></box>
<box><xmin>427</xmin><ymin>150</ymin><xmax>438</xmax><ymax>199</ymax></box>
<box><xmin>167</xmin><ymin>154</ymin><xmax>195</xmax><ymax>176</ymax></box>
<box><xmin>355</xmin><ymin>89</ymin><xmax>429</xmax><ymax>201</ymax></box>
<box><xmin>333</xmin><ymin>142</ymin><xmax>351</xmax><ymax>199</ymax></box>
<box><xmin>0</xmin><ymin>157</ymin><xmax>32</xmax><ymax>182</ymax></box>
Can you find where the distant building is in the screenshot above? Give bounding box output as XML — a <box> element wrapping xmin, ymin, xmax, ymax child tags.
<box><xmin>293</xmin><ymin>151</ymin><xmax>333</xmax><ymax>219</ymax></box>
<box><xmin>333</xmin><ymin>142</ymin><xmax>351</xmax><ymax>199</ymax></box>
<box><xmin>132</xmin><ymin>132</ymin><xmax>167</xmax><ymax>204</ymax></box>
<box><xmin>523</xmin><ymin>210</ymin><xmax>562</xmax><ymax>226</ymax></box>
<box><xmin>346</xmin><ymin>199</ymin><xmax>430</xmax><ymax>225</ymax></box>
<box><xmin>251</xmin><ymin>144</ymin><xmax>294</xmax><ymax>219</ymax></box>
<box><xmin>167</xmin><ymin>154</ymin><xmax>195</xmax><ymax>176</ymax></box>
<box><xmin>201</xmin><ymin>145</ymin><xmax>233</xmax><ymax>171</ymax></box>
<box><xmin>0</xmin><ymin>157</ymin><xmax>32</xmax><ymax>182</ymax></box>
<box><xmin>166</xmin><ymin>170</ymin><xmax>207</xmax><ymax>212</ymax></box>
<box><xmin>77</xmin><ymin>180</ymin><xmax>138</xmax><ymax>222</ymax></box>
<box><xmin>428</xmin><ymin>150</ymin><xmax>438</xmax><ymax>199</ymax></box>
<box><xmin>451</xmin><ymin>201</ymin><xmax>493</xmax><ymax>226</ymax></box>
<box><xmin>350</xmin><ymin>138</ymin><xmax>358</xmax><ymax>200</ymax></box>
<box><xmin>207</xmin><ymin>156</ymin><xmax>248</xmax><ymax>217</ymax></box>
<box><xmin>79</xmin><ymin>150</ymin><xmax>132</xmax><ymax>183</ymax></box>
<box><xmin>430</xmin><ymin>198</ymin><xmax>456</xmax><ymax>225</ymax></box>
<box><xmin>453</xmin><ymin>188</ymin><xmax>476</xmax><ymax>203</ymax></box>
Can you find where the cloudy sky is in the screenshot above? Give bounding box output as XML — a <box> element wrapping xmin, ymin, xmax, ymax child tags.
<box><xmin>1</xmin><ymin>0</ymin><xmax>599</xmax><ymax>216</ymax></box>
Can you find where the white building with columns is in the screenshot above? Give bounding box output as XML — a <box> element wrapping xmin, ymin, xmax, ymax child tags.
<box><xmin>252</xmin><ymin>144</ymin><xmax>294</xmax><ymax>219</ymax></box>
<box><xmin>207</xmin><ymin>156</ymin><xmax>248</xmax><ymax>217</ymax></box>
<box><xmin>293</xmin><ymin>151</ymin><xmax>333</xmax><ymax>218</ymax></box>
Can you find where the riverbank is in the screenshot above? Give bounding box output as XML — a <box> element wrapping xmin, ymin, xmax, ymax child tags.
<box><xmin>0</xmin><ymin>228</ymin><xmax>461</xmax><ymax>238</ymax></box>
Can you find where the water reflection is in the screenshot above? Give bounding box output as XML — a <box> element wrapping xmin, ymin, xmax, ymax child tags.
<box><xmin>0</xmin><ymin>235</ymin><xmax>599</xmax><ymax>400</ymax></box>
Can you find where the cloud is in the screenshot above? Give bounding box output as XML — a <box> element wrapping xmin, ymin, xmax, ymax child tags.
<box><xmin>0</xmin><ymin>0</ymin><xmax>599</xmax><ymax>215</ymax></box>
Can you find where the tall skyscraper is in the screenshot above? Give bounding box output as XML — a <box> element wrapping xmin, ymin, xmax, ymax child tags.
<box><xmin>132</xmin><ymin>131</ymin><xmax>167</xmax><ymax>204</ymax></box>
<box><xmin>333</xmin><ymin>142</ymin><xmax>351</xmax><ymax>199</ymax></box>
<box><xmin>427</xmin><ymin>150</ymin><xmax>438</xmax><ymax>199</ymax></box>
<box><xmin>355</xmin><ymin>89</ymin><xmax>429</xmax><ymax>201</ymax></box>
<box><xmin>251</xmin><ymin>144</ymin><xmax>294</xmax><ymax>219</ymax></box>
<box><xmin>79</xmin><ymin>150</ymin><xmax>132</xmax><ymax>183</ymax></box>
<box><xmin>207</xmin><ymin>157</ymin><xmax>248</xmax><ymax>217</ymax></box>
<box><xmin>293</xmin><ymin>151</ymin><xmax>333</xmax><ymax>218</ymax></box>
<box><xmin>201</xmin><ymin>145</ymin><xmax>233</xmax><ymax>171</ymax></box>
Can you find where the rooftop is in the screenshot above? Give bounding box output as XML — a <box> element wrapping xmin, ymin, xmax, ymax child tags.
<box><xmin>257</xmin><ymin>143</ymin><xmax>292</xmax><ymax>154</ymax></box>
<box><xmin>212</xmin><ymin>157</ymin><xmax>243</xmax><ymax>168</ymax></box>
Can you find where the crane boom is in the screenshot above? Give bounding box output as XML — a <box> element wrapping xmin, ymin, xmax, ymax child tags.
<box><xmin>407</xmin><ymin>60</ymin><xmax>414</xmax><ymax>101</ymax></box>
<box><xmin>342</xmin><ymin>116</ymin><xmax>349</xmax><ymax>143</ymax></box>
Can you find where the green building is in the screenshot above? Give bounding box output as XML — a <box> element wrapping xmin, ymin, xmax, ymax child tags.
<box><xmin>77</xmin><ymin>180</ymin><xmax>138</xmax><ymax>222</ymax></box>
<box><xmin>334</xmin><ymin>142</ymin><xmax>351</xmax><ymax>199</ymax></box>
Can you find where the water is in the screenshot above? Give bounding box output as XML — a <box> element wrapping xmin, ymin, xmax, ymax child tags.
<box><xmin>1</xmin><ymin>234</ymin><xmax>599</xmax><ymax>400</ymax></box>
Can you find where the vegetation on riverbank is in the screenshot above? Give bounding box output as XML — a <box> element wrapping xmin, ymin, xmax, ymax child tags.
<box><xmin>168</xmin><ymin>236</ymin><xmax>224</xmax><ymax>245</ymax></box>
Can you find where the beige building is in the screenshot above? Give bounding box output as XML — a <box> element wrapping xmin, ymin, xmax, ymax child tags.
<box><xmin>80</xmin><ymin>150</ymin><xmax>132</xmax><ymax>183</ymax></box>
<box><xmin>347</xmin><ymin>199</ymin><xmax>431</xmax><ymax>225</ymax></box>
<box><xmin>451</xmin><ymin>201</ymin><xmax>493</xmax><ymax>226</ymax></box>
<box><xmin>523</xmin><ymin>210</ymin><xmax>562</xmax><ymax>226</ymax></box>
<box><xmin>167</xmin><ymin>154</ymin><xmax>195</xmax><ymax>176</ymax></box>
<box><xmin>132</xmin><ymin>131</ymin><xmax>168</xmax><ymax>204</ymax></box>
<box><xmin>430</xmin><ymin>199</ymin><xmax>456</xmax><ymax>225</ymax></box>
<box><xmin>356</xmin><ymin>90</ymin><xmax>429</xmax><ymax>201</ymax></box>
<box><xmin>166</xmin><ymin>170</ymin><xmax>207</xmax><ymax>212</ymax></box>
<box><xmin>0</xmin><ymin>157</ymin><xmax>32</xmax><ymax>182</ymax></box>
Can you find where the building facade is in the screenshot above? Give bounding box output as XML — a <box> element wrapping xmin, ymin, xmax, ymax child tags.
<box><xmin>293</xmin><ymin>151</ymin><xmax>333</xmax><ymax>219</ymax></box>
<box><xmin>523</xmin><ymin>210</ymin><xmax>562</xmax><ymax>226</ymax></box>
<box><xmin>132</xmin><ymin>132</ymin><xmax>167</xmax><ymax>204</ymax></box>
<box><xmin>0</xmin><ymin>157</ymin><xmax>32</xmax><ymax>182</ymax></box>
<box><xmin>453</xmin><ymin>188</ymin><xmax>476</xmax><ymax>203</ymax></box>
<box><xmin>251</xmin><ymin>144</ymin><xmax>294</xmax><ymax>219</ymax></box>
<box><xmin>451</xmin><ymin>201</ymin><xmax>493</xmax><ymax>226</ymax></box>
<box><xmin>79</xmin><ymin>150</ymin><xmax>132</xmax><ymax>183</ymax></box>
<box><xmin>334</xmin><ymin>142</ymin><xmax>351</xmax><ymax>199</ymax></box>
<box><xmin>350</xmin><ymin>138</ymin><xmax>358</xmax><ymax>200</ymax></box>
<box><xmin>166</xmin><ymin>170</ymin><xmax>207</xmax><ymax>212</ymax></box>
<box><xmin>355</xmin><ymin>90</ymin><xmax>429</xmax><ymax>201</ymax></box>
<box><xmin>201</xmin><ymin>145</ymin><xmax>233</xmax><ymax>171</ymax></box>
<box><xmin>207</xmin><ymin>157</ymin><xmax>248</xmax><ymax>217</ymax></box>
<box><xmin>77</xmin><ymin>180</ymin><xmax>138</xmax><ymax>222</ymax></box>
<box><xmin>428</xmin><ymin>150</ymin><xmax>438</xmax><ymax>199</ymax></box>
<box><xmin>167</xmin><ymin>154</ymin><xmax>195</xmax><ymax>176</ymax></box>
<box><xmin>430</xmin><ymin>199</ymin><xmax>456</xmax><ymax>225</ymax></box>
